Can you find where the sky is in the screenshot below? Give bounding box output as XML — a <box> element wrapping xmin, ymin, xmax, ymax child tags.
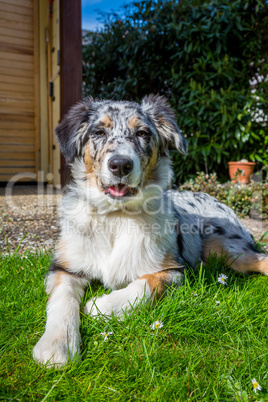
<box><xmin>82</xmin><ymin>0</ymin><xmax>128</xmax><ymax>31</ymax></box>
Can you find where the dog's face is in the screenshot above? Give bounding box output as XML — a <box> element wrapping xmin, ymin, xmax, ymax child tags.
<box><xmin>56</xmin><ymin>95</ymin><xmax>187</xmax><ymax>208</ymax></box>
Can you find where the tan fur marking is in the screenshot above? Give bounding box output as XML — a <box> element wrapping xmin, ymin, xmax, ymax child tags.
<box><xmin>144</xmin><ymin>146</ymin><xmax>159</xmax><ymax>183</ymax></box>
<box><xmin>55</xmin><ymin>272</ymin><xmax>63</xmax><ymax>287</ymax></box>
<box><xmin>84</xmin><ymin>144</ymin><xmax>94</xmax><ymax>174</ymax></box>
<box><xmin>235</xmin><ymin>255</ymin><xmax>268</xmax><ymax>275</ymax></box>
<box><xmin>257</xmin><ymin>259</ymin><xmax>268</xmax><ymax>275</ymax></box>
<box><xmin>158</xmin><ymin>115</ymin><xmax>172</xmax><ymax>132</ymax></box>
<box><xmin>47</xmin><ymin>271</ymin><xmax>68</xmax><ymax>302</ymax></box>
<box><xmin>158</xmin><ymin>115</ymin><xmax>168</xmax><ymax>126</ymax></box>
<box><xmin>77</xmin><ymin>122</ymin><xmax>89</xmax><ymax>136</ymax></box>
<box><xmin>203</xmin><ymin>238</ymin><xmax>268</xmax><ymax>275</ymax></box>
<box><xmin>203</xmin><ymin>238</ymin><xmax>225</xmax><ymax>261</ymax></box>
<box><xmin>55</xmin><ymin>240</ymin><xmax>70</xmax><ymax>269</ymax></box>
<box><xmin>140</xmin><ymin>255</ymin><xmax>183</xmax><ymax>300</ymax></box>
<box><xmin>100</xmin><ymin>115</ymin><xmax>113</xmax><ymax>129</ymax></box>
<box><xmin>83</xmin><ymin>144</ymin><xmax>99</xmax><ymax>189</ymax></box>
<box><xmin>128</xmin><ymin>115</ymin><xmax>140</xmax><ymax>130</ymax></box>
<box><xmin>140</xmin><ymin>271</ymin><xmax>167</xmax><ymax>300</ymax></box>
<box><xmin>162</xmin><ymin>254</ymin><xmax>183</xmax><ymax>270</ymax></box>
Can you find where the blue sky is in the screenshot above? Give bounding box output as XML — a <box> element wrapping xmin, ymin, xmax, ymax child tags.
<box><xmin>82</xmin><ymin>0</ymin><xmax>128</xmax><ymax>31</ymax></box>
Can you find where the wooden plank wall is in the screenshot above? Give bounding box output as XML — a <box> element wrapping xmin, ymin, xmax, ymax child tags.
<box><xmin>0</xmin><ymin>0</ymin><xmax>39</xmax><ymax>182</ymax></box>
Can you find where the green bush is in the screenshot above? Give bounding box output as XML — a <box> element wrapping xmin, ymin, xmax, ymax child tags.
<box><xmin>179</xmin><ymin>171</ymin><xmax>268</xmax><ymax>218</ymax></box>
<box><xmin>83</xmin><ymin>0</ymin><xmax>268</xmax><ymax>183</ymax></box>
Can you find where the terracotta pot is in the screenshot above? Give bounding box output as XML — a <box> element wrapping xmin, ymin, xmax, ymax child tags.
<box><xmin>228</xmin><ymin>161</ymin><xmax>256</xmax><ymax>184</ymax></box>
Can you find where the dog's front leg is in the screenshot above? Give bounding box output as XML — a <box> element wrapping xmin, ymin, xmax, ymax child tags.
<box><xmin>33</xmin><ymin>265</ymin><xmax>88</xmax><ymax>367</ymax></box>
<box><xmin>84</xmin><ymin>267</ymin><xmax>184</xmax><ymax>318</ymax></box>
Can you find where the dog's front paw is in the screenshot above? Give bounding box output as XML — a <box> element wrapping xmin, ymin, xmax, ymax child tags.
<box><xmin>33</xmin><ymin>331</ymin><xmax>80</xmax><ymax>368</ymax></box>
<box><xmin>84</xmin><ymin>280</ymin><xmax>150</xmax><ymax>318</ymax></box>
<box><xmin>84</xmin><ymin>295</ymin><xmax>113</xmax><ymax>318</ymax></box>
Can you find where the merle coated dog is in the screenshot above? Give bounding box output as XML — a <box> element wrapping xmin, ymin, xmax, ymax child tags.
<box><xmin>33</xmin><ymin>95</ymin><xmax>268</xmax><ymax>367</ymax></box>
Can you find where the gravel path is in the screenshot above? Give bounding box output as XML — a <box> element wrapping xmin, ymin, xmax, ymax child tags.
<box><xmin>0</xmin><ymin>186</ymin><xmax>267</xmax><ymax>255</ymax></box>
<box><xmin>0</xmin><ymin>186</ymin><xmax>61</xmax><ymax>254</ymax></box>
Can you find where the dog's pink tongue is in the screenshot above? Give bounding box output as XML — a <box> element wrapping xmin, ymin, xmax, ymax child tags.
<box><xmin>109</xmin><ymin>184</ymin><xmax>129</xmax><ymax>197</ymax></box>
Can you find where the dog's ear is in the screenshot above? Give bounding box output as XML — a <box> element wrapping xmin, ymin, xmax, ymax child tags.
<box><xmin>141</xmin><ymin>94</ymin><xmax>187</xmax><ymax>154</ymax></box>
<box><xmin>55</xmin><ymin>98</ymin><xmax>93</xmax><ymax>163</ymax></box>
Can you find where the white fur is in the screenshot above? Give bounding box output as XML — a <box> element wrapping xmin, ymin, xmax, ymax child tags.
<box><xmin>57</xmin><ymin>204</ymin><xmax>178</xmax><ymax>290</ymax></box>
<box><xmin>33</xmin><ymin>274</ymin><xmax>88</xmax><ymax>367</ymax></box>
<box><xmin>84</xmin><ymin>279</ymin><xmax>151</xmax><ymax>317</ymax></box>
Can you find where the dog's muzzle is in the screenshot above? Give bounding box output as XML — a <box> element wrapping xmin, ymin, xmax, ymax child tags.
<box><xmin>108</xmin><ymin>157</ymin><xmax>134</xmax><ymax>178</ymax></box>
<box><xmin>103</xmin><ymin>156</ymin><xmax>136</xmax><ymax>198</ymax></box>
<box><xmin>101</xmin><ymin>149</ymin><xmax>141</xmax><ymax>199</ymax></box>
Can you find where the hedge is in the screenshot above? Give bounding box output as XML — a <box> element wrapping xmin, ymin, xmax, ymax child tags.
<box><xmin>83</xmin><ymin>0</ymin><xmax>268</xmax><ymax>183</ymax></box>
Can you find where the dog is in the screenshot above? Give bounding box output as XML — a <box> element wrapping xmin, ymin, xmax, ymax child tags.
<box><xmin>33</xmin><ymin>95</ymin><xmax>268</xmax><ymax>367</ymax></box>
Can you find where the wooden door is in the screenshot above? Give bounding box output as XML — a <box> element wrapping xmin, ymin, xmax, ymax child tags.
<box><xmin>0</xmin><ymin>0</ymin><xmax>39</xmax><ymax>182</ymax></box>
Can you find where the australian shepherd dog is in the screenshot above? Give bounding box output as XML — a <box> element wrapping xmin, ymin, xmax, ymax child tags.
<box><xmin>33</xmin><ymin>95</ymin><xmax>268</xmax><ymax>367</ymax></box>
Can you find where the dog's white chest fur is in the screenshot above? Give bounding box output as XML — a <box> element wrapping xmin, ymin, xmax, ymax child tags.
<box><xmin>57</xmin><ymin>195</ymin><xmax>176</xmax><ymax>290</ymax></box>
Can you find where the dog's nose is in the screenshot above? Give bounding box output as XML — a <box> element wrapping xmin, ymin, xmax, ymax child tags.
<box><xmin>108</xmin><ymin>157</ymin><xmax>133</xmax><ymax>177</ymax></box>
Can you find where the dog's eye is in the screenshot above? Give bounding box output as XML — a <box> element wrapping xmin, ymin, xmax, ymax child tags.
<box><xmin>95</xmin><ymin>131</ymin><xmax>105</xmax><ymax>136</ymax></box>
<box><xmin>137</xmin><ymin>130</ymin><xmax>149</xmax><ymax>137</ymax></box>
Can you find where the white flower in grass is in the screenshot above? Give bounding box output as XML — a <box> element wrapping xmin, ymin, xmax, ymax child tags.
<box><xmin>150</xmin><ymin>320</ymin><xmax>164</xmax><ymax>331</ymax></box>
<box><xmin>252</xmin><ymin>378</ymin><xmax>262</xmax><ymax>393</ymax></box>
<box><xmin>218</xmin><ymin>273</ymin><xmax>228</xmax><ymax>285</ymax></box>
<box><xmin>100</xmin><ymin>331</ymin><xmax>113</xmax><ymax>341</ymax></box>
<box><xmin>215</xmin><ymin>300</ymin><xmax>221</xmax><ymax>305</ymax></box>
<box><xmin>21</xmin><ymin>255</ymin><xmax>27</xmax><ymax>260</ymax></box>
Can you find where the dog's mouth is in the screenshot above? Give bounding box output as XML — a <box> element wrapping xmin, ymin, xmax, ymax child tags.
<box><xmin>102</xmin><ymin>183</ymin><xmax>138</xmax><ymax>199</ymax></box>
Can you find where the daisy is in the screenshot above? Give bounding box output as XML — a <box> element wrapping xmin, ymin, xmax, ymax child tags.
<box><xmin>150</xmin><ymin>320</ymin><xmax>164</xmax><ymax>330</ymax></box>
<box><xmin>100</xmin><ymin>331</ymin><xmax>113</xmax><ymax>341</ymax></box>
<box><xmin>215</xmin><ymin>300</ymin><xmax>221</xmax><ymax>305</ymax></box>
<box><xmin>218</xmin><ymin>273</ymin><xmax>228</xmax><ymax>285</ymax></box>
<box><xmin>21</xmin><ymin>255</ymin><xmax>27</xmax><ymax>260</ymax></box>
<box><xmin>251</xmin><ymin>378</ymin><xmax>262</xmax><ymax>393</ymax></box>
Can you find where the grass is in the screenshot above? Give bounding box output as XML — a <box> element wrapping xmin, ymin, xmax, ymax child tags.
<box><xmin>1</xmin><ymin>251</ymin><xmax>268</xmax><ymax>401</ymax></box>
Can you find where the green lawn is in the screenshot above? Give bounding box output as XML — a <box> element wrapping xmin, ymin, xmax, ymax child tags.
<box><xmin>0</xmin><ymin>251</ymin><xmax>268</xmax><ymax>401</ymax></box>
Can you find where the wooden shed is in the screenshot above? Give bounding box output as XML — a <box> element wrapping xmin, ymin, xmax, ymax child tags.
<box><xmin>0</xmin><ymin>0</ymin><xmax>82</xmax><ymax>187</ymax></box>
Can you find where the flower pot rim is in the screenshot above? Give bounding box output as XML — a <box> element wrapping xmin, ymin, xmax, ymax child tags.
<box><xmin>228</xmin><ymin>161</ymin><xmax>256</xmax><ymax>165</ymax></box>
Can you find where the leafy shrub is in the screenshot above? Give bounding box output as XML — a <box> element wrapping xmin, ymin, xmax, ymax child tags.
<box><xmin>83</xmin><ymin>0</ymin><xmax>268</xmax><ymax>183</ymax></box>
<box><xmin>179</xmin><ymin>172</ymin><xmax>268</xmax><ymax>218</ymax></box>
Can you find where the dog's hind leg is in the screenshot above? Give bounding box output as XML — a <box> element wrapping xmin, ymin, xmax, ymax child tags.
<box><xmin>203</xmin><ymin>234</ymin><xmax>268</xmax><ymax>276</ymax></box>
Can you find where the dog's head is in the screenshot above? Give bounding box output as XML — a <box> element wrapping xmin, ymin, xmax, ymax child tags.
<box><xmin>56</xmin><ymin>95</ymin><xmax>187</xmax><ymax>209</ymax></box>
